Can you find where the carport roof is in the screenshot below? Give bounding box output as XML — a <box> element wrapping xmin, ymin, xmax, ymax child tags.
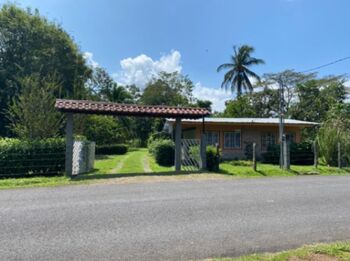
<box><xmin>55</xmin><ymin>99</ymin><xmax>210</xmax><ymax>119</ymax></box>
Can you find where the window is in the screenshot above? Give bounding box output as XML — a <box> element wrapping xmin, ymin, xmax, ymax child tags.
<box><xmin>224</xmin><ymin>131</ymin><xmax>241</xmax><ymax>149</ymax></box>
<box><xmin>286</xmin><ymin>132</ymin><xmax>296</xmax><ymax>143</ymax></box>
<box><xmin>261</xmin><ymin>133</ymin><xmax>276</xmax><ymax>151</ymax></box>
<box><xmin>206</xmin><ymin>132</ymin><xmax>219</xmax><ymax>146</ymax></box>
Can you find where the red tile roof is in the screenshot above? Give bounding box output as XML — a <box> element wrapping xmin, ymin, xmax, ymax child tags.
<box><xmin>55</xmin><ymin>99</ymin><xmax>210</xmax><ymax>119</ymax></box>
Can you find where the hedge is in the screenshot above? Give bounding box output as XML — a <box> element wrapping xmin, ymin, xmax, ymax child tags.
<box><xmin>188</xmin><ymin>145</ymin><xmax>221</xmax><ymax>171</ymax></box>
<box><xmin>95</xmin><ymin>144</ymin><xmax>128</xmax><ymax>155</ymax></box>
<box><xmin>152</xmin><ymin>139</ymin><xmax>175</xmax><ymax>166</ymax></box>
<box><xmin>206</xmin><ymin>145</ymin><xmax>220</xmax><ymax>171</ymax></box>
<box><xmin>261</xmin><ymin>142</ymin><xmax>314</xmax><ymax>165</ymax></box>
<box><xmin>0</xmin><ymin>138</ymin><xmax>65</xmax><ymax>177</ymax></box>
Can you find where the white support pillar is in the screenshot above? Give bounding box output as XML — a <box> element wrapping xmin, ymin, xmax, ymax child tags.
<box><xmin>175</xmin><ymin>118</ymin><xmax>182</xmax><ymax>172</ymax></box>
<box><xmin>65</xmin><ymin>113</ymin><xmax>74</xmax><ymax>177</ymax></box>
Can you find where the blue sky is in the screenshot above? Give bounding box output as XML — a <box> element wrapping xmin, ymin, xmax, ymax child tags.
<box><xmin>4</xmin><ymin>0</ymin><xmax>350</xmax><ymax>110</ymax></box>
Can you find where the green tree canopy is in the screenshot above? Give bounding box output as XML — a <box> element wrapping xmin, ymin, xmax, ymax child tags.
<box><xmin>6</xmin><ymin>75</ymin><xmax>63</xmax><ymax>140</ymax></box>
<box><xmin>141</xmin><ymin>71</ymin><xmax>194</xmax><ymax>106</ymax></box>
<box><xmin>0</xmin><ymin>4</ymin><xmax>91</xmax><ymax>136</ymax></box>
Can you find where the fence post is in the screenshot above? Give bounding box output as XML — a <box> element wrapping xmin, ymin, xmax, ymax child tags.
<box><xmin>313</xmin><ymin>140</ymin><xmax>318</xmax><ymax>169</ymax></box>
<box><xmin>338</xmin><ymin>142</ymin><xmax>341</xmax><ymax>169</ymax></box>
<box><xmin>252</xmin><ymin>142</ymin><xmax>257</xmax><ymax>171</ymax></box>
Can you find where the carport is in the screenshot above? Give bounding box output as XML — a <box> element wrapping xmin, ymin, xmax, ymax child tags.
<box><xmin>55</xmin><ymin>99</ymin><xmax>210</xmax><ymax>177</ymax></box>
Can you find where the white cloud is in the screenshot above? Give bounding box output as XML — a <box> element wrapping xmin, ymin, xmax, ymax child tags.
<box><xmin>114</xmin><ymin>50</ymin><xmax>182</xmax><ymax>89</ymax></box>
<box><xmin>83</xmin><ymin>51</ymin><xmax>99</xmax><ymax>68</ymax></box>
<box><xmin>193</xmin><ymin>83</ymin><xmax>231</xmax><ymax>112</ymax></box>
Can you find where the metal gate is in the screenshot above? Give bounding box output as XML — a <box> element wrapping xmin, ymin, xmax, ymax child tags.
<box><xmin>181</xmin><ymin>139</ymin><xmax>202</xmax><ymax>171</ymax></box>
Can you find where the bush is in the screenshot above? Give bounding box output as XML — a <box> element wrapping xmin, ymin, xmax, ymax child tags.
<box><xmin>206</xmin><ymin>145</ymin><xmax>220</xmax><ymax>171</ymax></box>
<box><xmin>153</xmin><ymin>139</ymin><xmax>175</xmax><ymax>166</ymax></box>
<box><xmin>0</xmin><ymin>138</ymin><xmax>65</xmax><ymax>177</ymax></box>
<box><xmin>95</xmin><ymin>144</ymin><xmax>128</xmax><ymax>155</ymax></box>
<box><xmin>147</xmin><ymin>131</ymin><xmax>171</xmax><ymax>154</ymax></box>
<box><xmin>261</xmin><ymin>142</ymin><xmax>314</xmax><ymax>165</ymax></box>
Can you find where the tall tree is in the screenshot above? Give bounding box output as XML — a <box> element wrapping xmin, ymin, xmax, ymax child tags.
<box><xmin>217</xmin><ymin>45</ymin><xmax>264</xmax><ymax>97</ymax></box>
<box><xmin>141</xmin><ymin>71</ymin><xmax>194</xmax><ymax>106</ymax></box>
<box><xmin>0</xmin><ymin>4</ymin><xmax>91</xmax><ymax>136</ymax></box>
<box><xmin>260</xmin><ymin>70</ymin><xmax>316</xmax><ymax>114</ymax></box>
<box><xmin>86</xmin><ymin>67</ymin><xmax>133</xmax><ymax>103</ymax></box>
<box><xmin>6</xmin><ymin>75</ymin><xmax>63</xmax><ymax>140</ymax></box>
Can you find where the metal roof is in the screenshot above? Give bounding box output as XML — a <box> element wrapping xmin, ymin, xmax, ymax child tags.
<box><xmin>55</xmin><ymin>99</ymin><xmax>210</xmax><ymax>119</ymax></box>
<box><xmin>167</xmin><ymin>117</ymin><xmax>318</xmax><ymax>126</ymax></box>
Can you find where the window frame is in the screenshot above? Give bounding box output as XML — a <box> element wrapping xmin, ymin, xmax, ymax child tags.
<box><xmin>261</xmin><ymin>132</ymin><xmax>276</xmax><ymax>152</ymax></box>
<box><xmin>205</xmin><ymin>131</ymin><xmax>220</xmax><ymax>146</ymax></box>
<box><xmin>223</xmin><ymin>130</ymin><xmax>241</xmax><ymax>149</ymax></box>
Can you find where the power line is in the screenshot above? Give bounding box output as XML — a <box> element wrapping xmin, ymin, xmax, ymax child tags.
<box><xmin>301</xmin><ymin>56</ymin><xmax>350</xmax><ymax>73</ymax></box>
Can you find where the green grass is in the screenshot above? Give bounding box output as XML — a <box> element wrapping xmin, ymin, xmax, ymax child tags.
<box><xmin>94</xmin><ymin>154</ymin><xmax>129</xmax><ymax>174</ymax></box>
<box><xmin>0</xmin><ymin>176</ymin><xmax>72</xmax><ymax>190</ymax></box>
<box><xmin>205</xmin><ymin>241</ymin><xmax>350</xmax><ymax>261</ymax></box>
<box><xmin>148</xmin><ymin>153</ymin><xmax>174</xmax><ymax>172</ymax></box>
<box><xmin>2</xmin><ymin>150</ymin><xmax>350</xmax><ymax>190</ymax></box>
<box><xmin>220</xmin><ymin>160</ymin><xmax>350</xmax><ymax>178</ymax></box>
<box><xmin>117</xmin><ymin>148</ymin><xmax>146</xmax><ymax>174</ymax></box>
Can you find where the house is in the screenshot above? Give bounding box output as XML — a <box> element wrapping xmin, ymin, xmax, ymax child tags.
<box><xmin>165</xmin><ymin>118</ymin><xmax>317</xmax><ymax>160</ymax></box>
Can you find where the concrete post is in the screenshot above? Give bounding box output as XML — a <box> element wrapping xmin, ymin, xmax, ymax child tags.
<box><xmin>338</xmin><ymin>142</ymin><xmax>341</xmax><ymax>169</ymax></box>
<box><xmin>252</xmin><ymin>142</ymin><xmax>257</xmax><ymax>171</ymax></box>
<box><xmin>313</xmin><ymin>140</ymin><xmax>318</xmax><ymax>169</ymax></box>
<box><xmin>65</xmin><ymin>113</ymin><xmax>74</xmax><ymax>177</ymax></box>
<box><xmin>200</xmin><ymin>133</ymin><xmax>207</xmax><ymax>170</ymax></box>
<box><xmin>283</xmin><ymin>138</ymin><xmax>290</xmax><ymax>170</ymax></box>
<box><xmin>175</xmin><ymin>118</ymin><xmax>182</xmax><ymax>172</ymax></box>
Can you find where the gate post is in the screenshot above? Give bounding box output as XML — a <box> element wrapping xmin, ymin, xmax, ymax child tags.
<box><xmin>65</xmin><ymin>113</ymin><xmax>74</xmax><ymax>177</ymax></box>
<box><xmin>200</xmin><ymin>133</ymin><xmax>207</xmax><ymax>170</ymax></box>
<box><xmin>175</xmin><ymin>118</ymin><xmax>182</xmax><ymax>172</ymax></box>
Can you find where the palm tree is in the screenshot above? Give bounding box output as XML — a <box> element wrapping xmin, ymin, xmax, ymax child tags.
<box><xmin>217</xmin><ymin>45</ymin><xmax>264</xmax><ymax>97</ymax></box>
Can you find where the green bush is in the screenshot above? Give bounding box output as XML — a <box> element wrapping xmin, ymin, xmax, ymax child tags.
<box><xmin>0</xmin><ymin>138</ymin><xmax>65</xmax><ymax>177</ymax></box>
<box><xmin>147</xmin><ymin>131</ymin><xmax>171</xmax><ymax>154</ymax></box>
<box><xmin>261</xmin><ymin>142</ymin><xmax>314</xmax><ymax>165</ymax></box>
<box><xmin>153</xmin><ymin>139</ymin><xmax>175</xmax><ymax>166</ymax></box>
<box><xmin>95</xmin><ymin>144</ymin><xmax>128</xmax><ymax>155</ymax></box>
<box><xmin>206</xmin><ymin>145</ymin><xmax>220</xmax><ymax>171</ymax></box>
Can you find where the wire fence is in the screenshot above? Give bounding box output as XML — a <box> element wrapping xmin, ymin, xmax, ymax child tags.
<box><xmin>0</xmin><ymin>151</ymin><xmax>65</xmax><ymax>177</ymax></box>
<box><xmin>252</xmin><ymin>141</ymin><xmax>349</xmax><ymax>169</ymax></box>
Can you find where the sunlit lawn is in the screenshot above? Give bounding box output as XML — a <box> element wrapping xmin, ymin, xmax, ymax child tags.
<box><xmin>220</xmin><ymin>160</ymin><xmax>350</xmax><ymax>177</ymax></box>
<box><xmin>205</xmin><ymin>241</ymin><xmax>350</xmax><ymax>261</ymax></box>
<box><xmin>1</xmin><ymin>149</ymin><xmax>350</xmax><ymax>190</ymax></box>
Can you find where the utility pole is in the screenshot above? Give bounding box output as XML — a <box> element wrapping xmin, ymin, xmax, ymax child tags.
<box><xmin>278</xmin><ymin>77</ymin><xmax>285</xmax><ymax>169</ymax></box>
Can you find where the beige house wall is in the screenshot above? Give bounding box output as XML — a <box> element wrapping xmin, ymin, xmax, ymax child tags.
<box><xmin>180</xmin><ymin>122</ymin><xmax>303</xmax><ymax>160</ymax></box>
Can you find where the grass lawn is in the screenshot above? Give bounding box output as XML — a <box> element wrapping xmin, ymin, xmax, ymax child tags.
<box><xmin>1</xmin><ymin>149</ymin><xmax>350</xmax><ymax>190</ymax></box>
<box><xmin>0</xmin><ymin>148</ymin><xmax>176</xmax><ymax>189</ymax></box>
<box><xmin>205</xmin><ymin>241</ymin><xmax>350</xmax><ymax>261</ymax></box>
<box><xmin>220</xmin><ymin>160</ymin><xmax>350</xmax><ymax>177</ymax></box>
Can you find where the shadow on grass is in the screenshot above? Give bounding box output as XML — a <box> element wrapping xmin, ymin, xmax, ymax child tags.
<box><xmin>71</xmin><ymin>170</ymin><xmax>204</xmax><ymax>181</ymax></box>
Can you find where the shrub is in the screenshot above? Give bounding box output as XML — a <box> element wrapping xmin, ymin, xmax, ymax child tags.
<box><xmin>206</xmin><ymin>145</ymin><xmax>220</xmax><ymax>171</ymax></box>
<box><xmin>147</xmin><ymin>131</ymin><xmax>171</xmax><ymax>154</ymax></box>
<box><xmin>95</xmin><ymin>144</ymin><xmax>128</xmax><ymax>155</ymax></box>
<box><xmin>261</xmin><ymin>142</ymin><xmax>314</xmax><ymax>165</ymax></box>
<box><xmin>153</xmin><ymin>139</ymin><xmax>175</xmax><ymax>166</ymax></box>
<box><xmin>0</xmin><ymin>138</ymin><xmax>65</xmax><ymax>177</ymax></box>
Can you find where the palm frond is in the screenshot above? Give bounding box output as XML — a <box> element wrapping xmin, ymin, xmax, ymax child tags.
<box><xmin>217</xmin><ymin>63</ymin><xmax>233</xmax><ymax>72</ymax></box>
